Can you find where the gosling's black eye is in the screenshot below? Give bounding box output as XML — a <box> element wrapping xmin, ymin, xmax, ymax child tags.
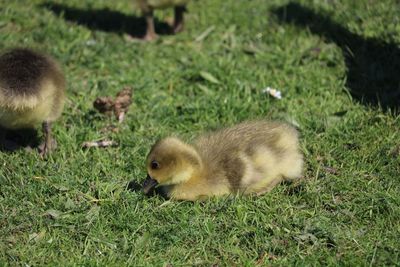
<box><xmin>151</xmin><ymin>160</ymin><xmax>160</xmax><ymax>170</ymax></box>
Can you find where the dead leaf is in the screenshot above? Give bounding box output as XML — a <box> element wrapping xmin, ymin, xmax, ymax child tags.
<box><xmin>93</xmin><ymin>87</ymin><xmax>133</xmax><ymax>123</ymax></box>
<box><xmin>114</xmin><ymin>87</ymin><xmax>133</xmax><ymax>123</ymax></box>
<box><xmin>43</xmin><ymin>209</ymin><xmax>62</xmax><ymax>220</ymax></box>
<box><xmin>93</xmin><ymin>96</ymin><xmax>114</xmax><ymax>114</ymax></box>
<box><xmin>28</xmin><ymin>230</ymin><xmax>46</xmax><ymax>243</ymax></box>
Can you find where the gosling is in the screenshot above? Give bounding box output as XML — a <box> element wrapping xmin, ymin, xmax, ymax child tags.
<box><xmin>0</xmin><ymin>48</ymin><xmax>66</xmax><ymax>155</ymax></box>
<box><xmin>142</xmin><ymin>120</ymin><xmax>303</xmax><ymax>200</ymax></box>
<box><xmin>135</xmin><ymin>0</ymin><xmax>191</xmax><ymax>41</ymax></box>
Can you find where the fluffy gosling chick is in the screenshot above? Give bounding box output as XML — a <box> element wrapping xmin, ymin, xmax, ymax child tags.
<box><xmin>0</xmin><ymin>48</ymin><xmax>66</xmax><ymax>155</ymax></box>
<box><xmin>142</xmin><ymin>121</ymin><xmax>303</xmax><ymax>200</ymax></box>
<box><xmin>135</xmin><ymin>0</ymin><xmax>191</xmax><ymax>40</ymax></box>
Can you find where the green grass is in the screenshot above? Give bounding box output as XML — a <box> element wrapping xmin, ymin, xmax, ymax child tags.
<box><xmin>1</xmin><ymin>0</ymin><xmax>400</xmax><ymax>265</ymax></box>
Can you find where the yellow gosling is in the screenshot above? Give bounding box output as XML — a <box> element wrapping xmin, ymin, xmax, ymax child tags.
<box><xmin>142</xmin><ymin>120</ymin><xmax>303</xmax><ymax>200</ymax></box>
<box><xmin>0</xmin><ymin>48</ymin><xmax>66</xmax><ymax>155</ymax></box>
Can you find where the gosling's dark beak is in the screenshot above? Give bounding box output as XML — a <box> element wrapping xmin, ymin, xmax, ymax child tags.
<box><xmin>142</xmin><ymin>174</ymin><xmax>159</xmax><ymax>195</ymax></box>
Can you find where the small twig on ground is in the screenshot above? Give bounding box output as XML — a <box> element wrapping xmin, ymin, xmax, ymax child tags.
<box><xmin>82</xmin><ymin>140</ymin><xmax>118</xmax><ymax>148</ymax></box>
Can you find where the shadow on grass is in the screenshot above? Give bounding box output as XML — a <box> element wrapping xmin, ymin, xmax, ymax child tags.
<box><xmin>273</xmin><ymin>2</ymin><xmax>400</xmax><ymax>113</ymax></box>
<box><xmin>127</xmin><ymin>180</ymin><xmax>142</xmax><ymax>192</ymax></box>
<box><xmin>0</xmin><ymin>127</ymin><xmax>40</xmax><ymax>152</ymax></box>
<box><xmin>127</xmin><ymin>179</ymin><xmax>171</xmax><ymax>199</ymax></box>
<box><xmin>41</xmin><ymin>2</ymin><xmax>172</xmax><ymax>38</ymax></box>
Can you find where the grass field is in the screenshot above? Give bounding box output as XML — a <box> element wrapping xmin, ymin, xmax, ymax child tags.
<box><xmin>1</xmin><ymin>0</ymin><xmax>400</xmax><ymax>265</ymax></box>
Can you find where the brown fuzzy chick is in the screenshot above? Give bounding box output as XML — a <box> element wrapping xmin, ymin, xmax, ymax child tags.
<box><xmin>135</xmin><ymin>0</ymin><xmax>191</xmax><ymax>41</ymax></box>
<box><xmin>142</xmin><ymin>120</ymin><xmax>303</xmax><ymax>200</ymax></box>
<box><xmin>0</xmin><ymin>48</ymin><xmax>66</xmax><ymax>155</ymax></box>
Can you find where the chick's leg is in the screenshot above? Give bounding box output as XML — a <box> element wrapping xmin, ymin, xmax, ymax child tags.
<box><xmin>173</xmin><ymin>6</ymin><xmax>186</xmax><ymax>33</ymax></box>
<box><xmin>39</xmin><ymin>121</ymin><xmax>57</xmax><ymax>156</ymax></box>
<box><xmin>144</xmin><ymin>10</ymin><xmax>157</xmax><ymax>41</ymax></box>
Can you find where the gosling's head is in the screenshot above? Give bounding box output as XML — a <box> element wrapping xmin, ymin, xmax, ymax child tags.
<box><xmin>142</xmin><ymin>137</ymin><xmax>202</xmax><ymax>195</ymax></box>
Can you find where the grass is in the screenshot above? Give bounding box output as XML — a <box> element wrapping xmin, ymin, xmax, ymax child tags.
<box><xmin>0</xmin><ymin>0</ymin><xmax>399</xmax><ymax>265</ymax></box>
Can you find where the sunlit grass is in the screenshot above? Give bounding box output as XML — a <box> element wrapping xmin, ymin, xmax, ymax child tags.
<box><xmin>0</xmin><ymin>0</ymin><xmax>399</xmax><ymax>265</ymax></box>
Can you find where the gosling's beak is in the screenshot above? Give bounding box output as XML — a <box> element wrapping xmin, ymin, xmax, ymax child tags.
<box><xmin>142</xmin><ymin>174</ymin><xmax>159</xmax><ymax>195</ymax></box>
